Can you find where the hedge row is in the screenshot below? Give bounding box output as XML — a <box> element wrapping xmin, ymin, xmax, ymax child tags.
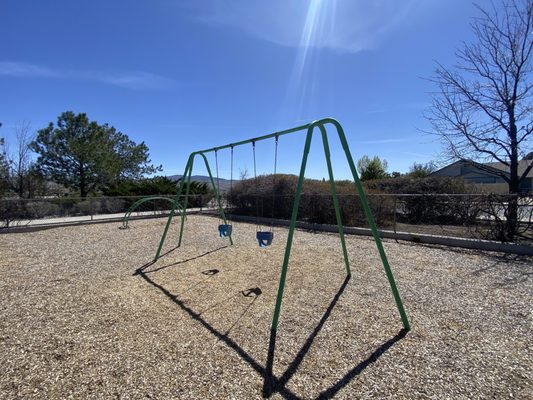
<box><xmin>226</xmin><ymin>174</ymin><xmax>480</xmax><ymax>228</ymax></box>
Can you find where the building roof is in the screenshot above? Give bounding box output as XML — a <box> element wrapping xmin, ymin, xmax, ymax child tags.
<box><xmin>431</xmin><ymin>159</ymin><xmax>508</xmax><ymax>177</ymax></box>
<box><xmin>485</xmin><ymin>159</ymin><xmax>533</xmax><ymax>178</ymax></box>
<box><xmin>431</xmin><ymin>158</ymin><xmax>533</xmax><ymax>179</ymax></box>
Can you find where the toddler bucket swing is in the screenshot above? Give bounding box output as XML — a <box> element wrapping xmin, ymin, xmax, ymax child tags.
<box><xmin>253</xmin><ymin>136</ymin><xmax>278</xmax><ymax>247</ymax></box>
<box><xmin>215</xmin><ymin>148</ymin><xmax>232</xmax><ymax>238</ymax></box>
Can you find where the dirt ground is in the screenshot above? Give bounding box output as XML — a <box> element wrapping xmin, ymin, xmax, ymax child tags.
<box><xmin>0</xmin><ymin>215</ymin><xmax>531</xmax><ymax>399</ymax></box>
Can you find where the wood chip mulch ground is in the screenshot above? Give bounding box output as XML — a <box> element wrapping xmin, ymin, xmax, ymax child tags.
<box><xmin>0</xmin><ymin>215</ymin><xmax>531</xmax><ymax>399</ymax></box>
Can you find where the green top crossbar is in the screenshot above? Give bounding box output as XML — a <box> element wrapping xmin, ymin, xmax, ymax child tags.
<box><xmin>154</xmin><ymin>118</ymin><xmax>410</xmax><ymax>333</ymax></box>
<box><xmin>193</xmin><ymin>122</ymin><xmax>309</xmax><ymax>155</ymax></box>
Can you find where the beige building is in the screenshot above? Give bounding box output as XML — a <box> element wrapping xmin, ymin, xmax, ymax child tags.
<box><xmin>431</xmin><ymin>159</ymin><xmax>533</xmax><ymax>193</ymax></box>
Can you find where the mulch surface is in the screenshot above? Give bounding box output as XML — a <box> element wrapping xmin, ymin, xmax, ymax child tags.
<box><xmin>0</xmin><ymin>215</ymin><xmax>531</xmax><ymax>399</ymax></box>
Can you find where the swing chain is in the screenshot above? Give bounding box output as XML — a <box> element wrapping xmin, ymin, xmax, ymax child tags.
<box><xmin>214</xmin><ymin>148</ymin><xmax>223</xmax><ymax>222</ymax></box>
<box><xmin>215</xmin><ymin>148</ymin><xmax>220</xmax><ymax>194</ymax></box>
<box><xmin>252</xmin><ymin>141</ymin><xmax>257</xmax><ymax>179</ymax></box>
<box><xmin>274</xmin><ymin>135</ymin><xmax>279</xmax><ymax>175</ymax></box>
<box><xmin>271</xmin><ymin>135</ymin><xmax>279</xmax><ymax>231</ymax></box>
<box><xmin>230</xmin><ymin>145</ymin><xmax>234</xmax><ymax>194</ymax></box>
<box><xmin>252</xmin><ymin>140</ymin><xmax>261</xmax><ymax>231</ymax></box>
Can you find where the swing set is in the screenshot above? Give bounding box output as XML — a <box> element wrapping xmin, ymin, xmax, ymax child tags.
<box><xmin>214</xmin><ymin>132</ymin><xmax>278</xmax><ymax>246</ymax></box>
<box><xmin>154</xmin><ymin>118</ymin><xmax>410</xmax><ymax>332</ymax></box>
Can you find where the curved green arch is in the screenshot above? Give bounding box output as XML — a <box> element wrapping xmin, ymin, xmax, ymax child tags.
<box><xmin>121</xmin><ymin>196</ymin><xmax>182</xmax><ymax>229</ymax></box>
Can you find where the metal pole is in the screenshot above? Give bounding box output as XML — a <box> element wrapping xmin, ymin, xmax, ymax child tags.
<box><xmin>394</xmin><ymin>195</ymin><xmax>398</xmax><ymax>238</ymax></box>
<box><xmin>329</xmin><ymin>120</ymin><xmax>410</xmax><ymax>331</ymax></box>
<box><xmin>271</xmin><ymin>126</ymin><xmax>315</xmax><ymax>331</ymax></box>
<box><xmin>154</xmin><ymin>156</ymin><xmax>192</xmax><ymax>260</ymax></box>
<box><xmin>196</xmin><ymin>123</ymin><xmax>310</xmax><ymax>154</ymax></box>
<box><xmin>177</xmin><ymin>156</ymin><xmax>195</xmax><ymax>247</ymax></box>
<box><xmin>319</xmin><ymin>125</ymin><xmax>351</xmax><ymax>277</ymax></box>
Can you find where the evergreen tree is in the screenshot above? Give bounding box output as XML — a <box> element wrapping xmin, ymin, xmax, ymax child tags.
<box><xmin>32</xmin><ymin>112</ymin><xmax>161</xmax><ymax>198</ymax></box>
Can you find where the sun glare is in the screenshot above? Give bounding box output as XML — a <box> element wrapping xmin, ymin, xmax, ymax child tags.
<box><xmin>282</xmin><ymin>0</ymin><xmax>336</xmax><ymax>122</ymax></box>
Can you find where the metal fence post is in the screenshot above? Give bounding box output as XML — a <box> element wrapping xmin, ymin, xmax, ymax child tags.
<box><xmin>393</xmin><ymin>195</ymin><xmax>398</xmax><ymax>234</ymax></box>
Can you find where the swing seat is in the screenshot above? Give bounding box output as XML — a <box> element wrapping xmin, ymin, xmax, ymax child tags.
<box><xmin>218</xmin><ymin>224</ymin><xmax>232</xmax><ymax>237</ymax></box>
<box><xmin>256</xmin><ymin>231</ymin><xmax>274</xmax><ymax>247</ymax></box>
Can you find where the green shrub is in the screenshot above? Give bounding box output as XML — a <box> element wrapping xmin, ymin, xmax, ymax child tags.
<box><xmin>26</xmin><ymin>201</ymin><xmax>61</xmax><ymax>219</ymax></box>
<box><xmin>227</xmin><ymin>174</ymin><xmax>394</xmax><ymax>228</ymax></box>
<box><xmin>228</xmin><ymin>175</ymin><xmax>481</xmax><ymax>227</ymax></box>
<box><xmin>363</xmin><ymin>177</ymin><xmax>481</xmax><ymax>225</ymax></box>
<box><xmin>0</xmin><ymin>200</ymin><xmax>32</xmax><ymax>226</ymax></box>
<box><xmin>104</xmin><ymin>177</ymin><xmax>213</xmax><ymax>209</ymax></box>
<box><xmin>103</xmin><ymin>176</ymin><xmax>178</xmax><ymax>196</ymax></box>
<box><xmin>74</xmin><ymin>199</ymin><xmax>102</xmax><ymax>216</ymax></box>
<box><xmin>362</xmin><ymin>176</ymin><xmax>471</xmax><ymax>195</ymax></box>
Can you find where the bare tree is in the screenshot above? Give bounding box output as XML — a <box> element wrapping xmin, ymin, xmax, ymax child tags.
<box><xmin>426</xmin><ymin>0</ymin><xmax>533</xmax><ymax>240</ymax></box>
<box><xmin>0</xmin><ymin>123</ymin><xmax>9</xmax><ymax>197</ymax></box>
<box><xmin>408</xmin><ymin>161</ymin><xmax>438</xmax><ymax>178</ymax></box>
<box><xmin>4</xmin><ymin>121</ymin><xmax>45</xmax><ymax>198</ymax></box>
<box><xmin>10</xmin><ymin>122</ymin><xmax>33</xmax><ymax>196</ymax></box>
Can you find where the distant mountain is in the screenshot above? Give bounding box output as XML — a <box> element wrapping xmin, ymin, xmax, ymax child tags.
<box><xmin>167</xmin><ymin>175</ymin><xmax>234</xmax><ymax>192</ymax></box>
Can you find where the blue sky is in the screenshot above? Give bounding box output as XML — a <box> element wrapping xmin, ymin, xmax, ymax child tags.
<box><xmin>0</xmin><ymin>0</ymin><xmax>494</xmax><ymax>180</ymax></box>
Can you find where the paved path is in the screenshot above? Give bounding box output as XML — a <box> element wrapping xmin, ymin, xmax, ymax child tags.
<box><xmin>1</xmin><ymin>207</ymin><xmax>214</xmax><ymax>229</ymax></box>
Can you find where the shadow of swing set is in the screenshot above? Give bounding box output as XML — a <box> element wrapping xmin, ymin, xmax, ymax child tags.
<box><xmin>154</xmin><ymin>117</ymin><xmax>411</xmax><ymax>333</ymax></box>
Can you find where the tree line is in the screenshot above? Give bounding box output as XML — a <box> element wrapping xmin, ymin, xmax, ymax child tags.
<box><xmin>356</xmin><ymin>155</ymin><xmax>437</xmax><ymax>180</ymax></box>
<box><xmin>0</xmin><ymin>112</ymin><xmax>168</xmax><ymax>199</ymax></box>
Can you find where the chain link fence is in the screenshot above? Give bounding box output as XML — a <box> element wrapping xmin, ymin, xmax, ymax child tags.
<box><xmin>0</xmin><ymin>194</ymin><xmax>213</xmax><ymax>228</ymax></box>
<box><xmin>1</xmin><ymin>193</ymin><xmax>532</xmax><ymax>245</ymax></box>
<box><xmin>224</xmin><ymin>192</ymin><xmax>533</xmax><ymax>244</ymax></box>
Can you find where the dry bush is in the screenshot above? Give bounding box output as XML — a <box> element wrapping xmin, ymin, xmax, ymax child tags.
<box><xmin>227</xmin><ymin>174</ymin><xmax>395</xmax><ymax>228</ymax></box>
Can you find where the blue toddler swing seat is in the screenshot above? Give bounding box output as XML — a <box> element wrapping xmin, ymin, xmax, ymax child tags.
<box><xmin>218</xmin><ymin>224</ymin><xmax>232</xmax><ymax>237</ymax></box>
<box><xmin>256</xmin><ymin>231</ymin><xmax>273</xmax><ymax>247</ymax></box>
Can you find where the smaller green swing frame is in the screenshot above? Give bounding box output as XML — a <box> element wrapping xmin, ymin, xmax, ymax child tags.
<box><xmin>121</xmin><ymin>196</ymin><xmax>182</xmax><ymax>229</ymax></box>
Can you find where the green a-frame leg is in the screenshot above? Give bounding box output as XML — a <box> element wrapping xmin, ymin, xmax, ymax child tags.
<box><xmin>154</xmin><ymin>152</ymin><xmax>233</xmax><ymax>262</ymax></box>
<box><xmin>154</xmin><ymin>118</ymin><xmax>410</xmax><ymax>333</ymax></box>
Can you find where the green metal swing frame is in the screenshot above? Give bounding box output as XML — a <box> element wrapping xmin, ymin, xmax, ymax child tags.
<box><xmin>154</xmin><ymin>118</ymin><xmax>410</xmax><ymax>332</ymax></box>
